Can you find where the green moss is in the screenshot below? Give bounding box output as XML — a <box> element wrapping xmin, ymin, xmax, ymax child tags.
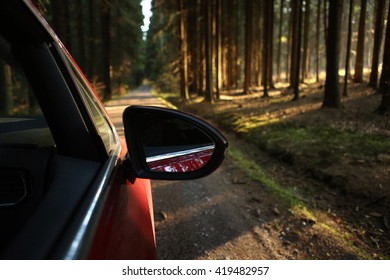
<box><xmin>216</xmin><ymin>112</ymin><xmax>390</xmax><ymax>164</ymax></box>
<box><xmin>151</xmin><ymin>91</ymin><xmax>179</xmax><ymax>110</ymax></box>
<box><xmin>228</xmin><ymin>147</ymin><xmax>302</xmax><ymax>206</ymax></box>
<box><xmin>259</xmin><ymin>124</ymin><xmax>390</xmax><ymax>160</ymax></box>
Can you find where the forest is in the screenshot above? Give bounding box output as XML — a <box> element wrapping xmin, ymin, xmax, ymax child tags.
<box><xmin>22</xmin><ymin>0</ymin><xmax>389</xmax><ymax>113</ymax></box>
<box><xmin>145</xmin><ymin>0</ymin><xmax>390</xmax><ymax>113</ymax></box>
<box><xmin>3</xmin><ymin>0</ymin><xmax>389</xmax><ymax>258</ymax></box>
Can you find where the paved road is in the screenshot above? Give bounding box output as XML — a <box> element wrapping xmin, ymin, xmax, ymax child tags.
<box><xmin>104</xmin><ymin>85</ymin><xmax>166</xmax><ymax>138</ymax></box>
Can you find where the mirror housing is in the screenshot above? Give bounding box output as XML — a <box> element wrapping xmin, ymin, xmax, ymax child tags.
<box><xmin>122</xmin><ymin>106</ymin><xmax>228</xmax><ymax>180</ymax></box>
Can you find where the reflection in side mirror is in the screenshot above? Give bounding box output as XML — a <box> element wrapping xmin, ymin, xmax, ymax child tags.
<box><xmin>138</xmin><ymin>109</ymin><xmax>215</xmax><ymax>173</ymax></box>
<box><xmin>123</xmin><ymin>106</ymin><xmax>228</xmax><ymax>180</ymax></box>
<box><xmin>146</xmin><ymin>144</ymin><xmax>215</xmax><ymax>172</ymax></box>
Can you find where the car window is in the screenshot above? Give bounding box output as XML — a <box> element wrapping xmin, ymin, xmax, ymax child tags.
<box><xmin>58</xmin><ymin>49</ymin><xmax>117</xmax><ymax>154</ymax></box>
<box><xmin>0</xmin><ymin>38</ymin><xmax>54</xmax><ymax>148</ymax></box>
<box><xmin>74</xmin><ymin>76</ymin><xmax>117</xmax><ymax>153</ymax></box>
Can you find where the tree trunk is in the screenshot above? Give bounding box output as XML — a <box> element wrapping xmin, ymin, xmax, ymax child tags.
<box><xmin>315</xmin><ymin>0</ymin><xmax>320</xmax><ymax>81</ymax></box>
<box><xmin>101</xmin><ymin>0</ymin><xmax>112</xmax><ymax>101</ymax></box>
<box><xmin>276</xmin><ymin>0</ymin><xmax>284</xmax><ymax>83</ymax></box>
<box><xmin>353</xmin><ymin>0</ymin><xmax>367</xmax><ymax>83</ymax></box>
<box><xmin>286</xmin><ymin>2</ymin><xmax>293</xmax><ymax>83</ymax></box>
<box><xmin>268</xmin><ymin>0</ymin><xmax>275</xmax><ymax>89</ymax></box>
<box><xmin>0</xmin><ymin>61</ymin><xmax>13</xmax><ymax>115</ymax></box>
<box><xmin>263</xmin><ymin>0</ymin><xmax>270</xmax><ymax>97</ymax></box>
<box><xmin>293</xmin><ymin>0</ymin><xmax>303</xmax><ymax>101</ymax></box>
<box><xmin>178</xmin><ymin>0</ymin><xmax>189</xmax><ymax>100</ymax></box>
<box><xmin>301</xmin><ymin>0</ymin><xmax>311</xmax><ymax>82</ymax></box>
<box><xmin>77</xmin><ymin>0</ymin><xmax>86</xmax><ymax>71</ymax></box>
<box><xmin>254</xmin><ymin>2</ymin><xmax>262</xmax><ymax>87</ymax></box>
<box><xmin>188</xmin><ymin>0</ymin><xmax>199</xmax><ymax>94</ymax></box>
<box><xmin>52</xmin><ymin>0</ymin><xmax>70</xmax><ymax>47</ymax></box>
<box><xmin>199</xmin><ymin>1</ymin><xmax>205</xmax><ymax>96</ymax></box>
<box><xmin>244</xmin><ymin>0</ymin><xmax>253</xmax><ymax>95</ymax></box>
<box><xmin>323</xmin><ymin>0</ymin><xmax>343</xmax><ymax>108</ymax></box>
<box><xmin>204</xmin><ymin>0</ymin><xmax>213</xmax><ymax>102</ymax></box>
<box><xmin>215</xmin><ymin>0</ymin><xmax>222</xmax><ymax>99</ymax></box>
<box><xmin>289</xmin><ymin>0</ymin><xmax>300</xmax><ymax>88</ymax></box>
<box><xmin>226</xmin><ymin>0</ymin><xmax>235</xmax><ymax>89</ymax></box>
<box><xmin>369</xmin><ymin>0</ymin><xmax>385</xmax><ymax>89</ymax></box>
<box><xmin>234</xmin><ymin>0</ymin><xmax>241</xmax><ymax>87</ymax></box>
<box><xmin>376</xmin><ymin>1</ymin><xmax>390</xmax><ymax>114</ymax></box>
<box><xmin>323</xmin><ymin>0</ymin><xmax>328</xmax><ymax>46</ymax></box>
<box><xmin>343</xmin><ymin>0</ymin><xmax>354</xmax><ymax>97</ymax></box>
<box><xmin>88</xmin><ymin>0</ymin><xmax>98</xmax><ymax>81</ymax></box>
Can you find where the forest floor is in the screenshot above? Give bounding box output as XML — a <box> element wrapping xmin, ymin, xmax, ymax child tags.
<box><xmin>154</xmin><ymin>82</ymin><xmax>390</xmax><ymax>259</ymax></box>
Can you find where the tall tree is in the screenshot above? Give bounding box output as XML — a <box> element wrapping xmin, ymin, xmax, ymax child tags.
<box><xmin>343</xmin><ymin>0</ymin><xmax>354</xmax><ymax>97</ymax></box>
<box><xmin>244</xmin><ymin>0</ymin><xmax>253</xmax><ymax>95</ymax></box>
<box><xmin>323</xmin><ymin>0</ymin><xmax>328</xmax><ymax>45</ymax></box>
<box><xmin>286</xmin><ymin>1</ymin><xmax>293</xmax><ymax>82</ymax></box>
<box><xmin>77</xmin><ymin>1</ymin><xmax>87</xmax><ymax>71</ymax></box>
<box><xmin>263</xmin><ymin>0</ymin><xmax>270</xmax><ymax>97</ymax></box>
<box><xmin>215</xmin><ymin>0</ymin><xmax>222</xmax><ymax>99</ymax></box>
<box><xmin>234</xmin><ymin>0</ymin><xmax>242</xmax><ymax>87</ymax></box>
<box><xmin>0</xmin><ymin>62</ymin><xmax>13</xmax><ymax>115</ymax></box>
<box><xmin>323</xmin><ymin>0</ymin><xmax>343</xmax><ymax>108</ymax></box>
<box><xmin>253</xmin><ymin>0</ymin><xmax>262</xmax><ymax>87</ymax></box>
<box><xmin>226</xmin><ymin>0</ymin><xmax>235</xmax><ymax>89</ymax></box>
<box><xmin>267</xmin><ymin>0</ymin><xmax>275</xmax><ymax>88</ymax></box>
<box><xmin>289</xmin><ymin>0</ymin><xmax>300</xmax><ymax>88</ymax></box>
<box><xmin>369</xmin><ymin>0</ymin><xmax>385</xmax><ymax>89</ymax></box>
<box><xmin>376</xmin><ymin>1</ymin><xmax>390</xmax><ymax>114</ymax></box>
<box><xmin>315</xmin><ymin>0</ymin><xmax>321</xmax><ymax>81</ymax></box>
<box><xmin>178</xmin><ymin>0</ymin><xmax>189</xmax><ymax>100</ymax></box>
<box><xmin>276</xmin><ymin>0</ymin><xmax>285</xmax><ymax>83</ymax></box>
<box><xmin>51</xmin><ymin>0</ymin><xmax>71</xmax><ymax>47</ymax></box>
<box><xmin>292</xmin><ymin>0</ymin><xmax>303</xmax><ymax>101</ymax></box>
<box><xmin>353</xmin><ymin>0</ymin><xmax>367</xmax><ymax>83</ymax></box>
<box><xmin>204</xmin><ymin>0</ymin><xmax>213</xmax><ymax>102</ymax></box>
<box><xmin>188</xmin><ymin>0</ymin><xmax>200</xmax><ymax>94</ymax></box>
<box><xmin>101</xmin><ymin>0</ymin><xmax>112</xmax><ymax>101</ymax></box>
<box><xmin>88</xmin><ymin>0</ymin><xmax>98</xmax><ymax>82</ymax></box>
<box><xmin>301</xmin><ymin>0</ymin><xmax>311</xmax><ymax>82</ymax></box>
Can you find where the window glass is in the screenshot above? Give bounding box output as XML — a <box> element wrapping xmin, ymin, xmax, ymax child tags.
<box><xmin>0</xmin><ymin>39</ymin><xmax>54</xmax><ymax>148</ymax></box>
<box><xmin>58</xmin><ymin>50</ymin><xmax>117</xmax><ymax>154</ymax></box>
<box><xmin>74</xmin><ymin>76</ymin><xmax>117</xmax><ymax>153</ymax></box>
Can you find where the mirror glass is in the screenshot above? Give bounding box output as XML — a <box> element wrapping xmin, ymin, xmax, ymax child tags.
<box><xmin>135</xmin><ymin>111</ymin><xmax>215</xmax><ymax>173</ymax></box>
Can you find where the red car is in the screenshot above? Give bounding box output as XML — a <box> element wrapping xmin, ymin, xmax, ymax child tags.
<box><xmin>0</xmin><ymin>0</ymin><xmax>227</xmax><ymax>259</ymax></box>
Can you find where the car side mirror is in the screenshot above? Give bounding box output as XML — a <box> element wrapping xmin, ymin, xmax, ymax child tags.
<box><xmin>122</xmin><ymin>106</ymin><xmax>228</xmax><ymax>180</ymax></box>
